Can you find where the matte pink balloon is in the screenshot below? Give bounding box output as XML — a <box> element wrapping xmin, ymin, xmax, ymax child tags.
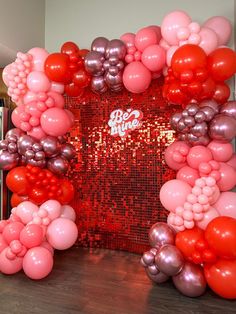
<box><xmin>147</xmin><ymin>25</ymin><xmax>162</xmax><ymax>43</ymax></box>
<box><xmin>227</xmin><ymin>153</ymin><xmax>236</xmax><ymax>171</ymax></box>
<box><xmin>164</xmin><ymin>141</ymin><xmax>190</xmax><ymax>170</ymax></box>
<box><xmin>214</xmin><ymin>192</ymin><xmax>236</xmax><ymax>219</ymax></box>
<box><xmin>2</xmin><ymin>63</ymin><xmax>13</xmax><ymax>86</ymax></box>
<box><xmin>161</xmin><ymin>10</ymin><xmax>192</xmax><ymax>45</ymax></box>
<box><xmin>11</xmin><ymin>105</ymin><xmax>26</xmax><ymax>128</ymax></box>
<box><xmin>217</xmin><ymin>162</ymin><xmax>236</xmax><ymax>191</ymax></box>
<box><xmin>199</xmin><ymin>27</ymin><xmax>219</xmax><ymax>55</ymax></box>
<box><xmin>120</xmin><ymin>33</ymin><xmax>135</xmax><ymax>48</ymax></box>
<box><xmin>27</xmin><ymin>126</ymin><xmax>46</xmax><ymax>140</ymax></box>
<box><xmin>141</xmin><ymin>45</ymin><xmax>166</xmax><ymax>72</ymax></box>
<box><xmin>27</xmin><ymin>71</ymin><xmax>51</xmax><ymax>93</ymax></box>
<box><xmin>20</xmin><ymin>224</ymin><xmax>44</xmax><ymax>249</ymax></box>
<box><xmin>23</xmin><ymin>247</ymin><xmax>53</xmax><ymax>280</ymax></box>
<box><xmin>187</xmin><ymin>146</ymin><xmax>213</xmax><ymax>169</ymax></box>
<box><xmin>0</xmin><ymin>248</ymin><xmax>23</xmax><ymax>274</ymax></box>
<box><xmin>60</xmin><ymin>205</ymin><xmax>76</xmax><ymax>222</ymax></box>
<box><xmin>23</xmin><ymin>91</ymin><xmax>37</xmax><ymax>104</ymax></box>
<box><xmin>123</xmin><ymin>61</ymin><xmax>151</xmax><ymax>93</ymax></box>
<box><xmin>2</xmin><ymin>222</ymin><xmax>24</xmax><ymax>244</ymax></box>
<box><xmin>197</xmin><ymin>207</ymin><xmax>219</xmax><ymax>230</ymax></box>
<box><xmin>135</xmin><ymin>27</ymin><xmax>159</xmax><ymax>52</ymax></box>
<box><xmin>208</xmin><ymin>141</ymin><xmax>233</xmax><ymax>162</ymax></box>
<box><xmin>47</xmin><ymin>91</ymin><xmax>64</xmax><ymax>108</ymax></box>
<box><xmin>28</xmin><ymin>47</ymin><xmax>49</xmax><ymax>72</ymax></box>
<box><xmin>16</xmin><ymin>201</ymin><xmax>38</xmax><ymax>224</ymax></box>
<box><xmin>40</xmin><ymin>241</ymin><xmax>54</xmax><ymax>255</ymax></box>
<box><xmin>40</xmin><ymin>108</ymin><xmax>72</xmax><ymax>136</ymax></box>
<box><xmin>46</xmin><ymin>218</ymin><xmax>78</xmax><ymax>250</ymax></box>
<box><xmin>39</xmin><ymin>200</ymin><xmax>62</xmax><ymax>220</ymax></box>
<box><xmin>0</xmin><ymin>234</ymin><xmax>8</xmax><ymax>254</ymax></box>
<box><xmin>203</xmin><ymin>16</ymin><xmax>232</xmax><ymax>45</ymax></box>
<box><xmin>160</xmin><ymin>179</ymin><xmax>191</xmax><ymax>212</ymax></box>
<box><xmin>25</xmin><ymin>101</ymin><xmax>42</xmax><ymax>117</ymax></box>
<box><xmin>177</xmin><ymin>166</ymin><xmax>199</xmax><ymax>186</ymax></box>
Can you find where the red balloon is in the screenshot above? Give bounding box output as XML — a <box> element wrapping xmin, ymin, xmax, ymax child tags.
<box><xmin>45</xmin><ymin>53</ymin><xmax>71</xmax><ymax>83</ymax></box>
<box><xmin>204</xmin><ymin>259</ymin><xmax>236</xmax><ymax>299</ymax></box>
<box><xmin>65</xmin><ymin>82</ymin><xmax>84</xmax><ymax>97</ymax></box>
<box><xmin>208</xmin><ymin>48</ymin><xmax>236</xmax><ymax>82</ymax></box>
<box><xmin>6</xmin><ymin>167</ymin><xmax>29</xmax><ymax>195</ymax></box>
<box><xmin>57</xmin><ymin>179</ymin><xmax>75</xmax><ymax>204</ymax></box>
<box><xmin>187</xmin><ymin>81</ymin><xmax>202</xmax><ymax>97</ymax></box>
<box><xmin>213</xmin><ymin>82</ymin><xmax>230</xmax><ymax>104</ymax></box>
<box><xmin>205</xmin><ymin>216</ymin><xmax>236</xmax><ymax>259</ymax></box>
<box><xmin>11</xmin><ymin>193</ymin><xmax>29</xmax><ymax>207</ymax></box>
<box><xmin>73</xmin><ymin>69</ymin><xmax>90</xmax><ymax>88</ymax></box>
<box><xmin>61</xmin><ymin>41</ymin><xmax>79</xmax><ymax>56</ymax></box>
<box><xmin>165</xmin><ymin>82</ymin><xmax>188</xmax><ymax>105</ymax></box>
<box><xmin>78</xmin><ymin>49</ymin><xmax>90</xmax><ymax>59</ymax></box>
<box><xmin>200</xmin><ymin>77</ymin><xmax>215</xmax><ymax>100</ymax></box>
<box><xmin>28</xmin><ymin>188</ymin><xmax>48</xmax><ymax>205</ymax></box>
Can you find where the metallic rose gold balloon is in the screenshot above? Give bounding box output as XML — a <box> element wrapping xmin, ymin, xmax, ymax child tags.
<box><xmin>85</xmin><ymin>51</ymin><xmax>105</xmax><ymax>76</ymax></box>
<box><xmin>220</xmin><ymin>101</ymin><xmax>236</xmax><ymax>119</ymax></box>
<box><xmin>142</xmin><ymin>251</ymin><xmax>155</xmax><ymax>266</ymax></box>
<box><xmin>148</xmin><ymin>264</ymin><xmax>159</xmax><ymax>275</ymax></box>
<box><xmin>0</xmin><ymin>151</ymin><xmax>19</xmax><ymax>170</ymax></box>
<box><xmin>209</xmin><ymin>114</ymin><xmax>236</xmax><ymax>142</ymax></box>
<box><xmin>47</xmin><ymin>156</ymin><xmax>69</xmax><ymax>175</ymax></box>
<box><xmin>91</xmin><ymin>76</ymin><xmax>107</xmax><ymax>93</ymax></box>
<box><xmin>40</xmin><ymin>136</ymin><xmax>60</xmax><ymax>157</ymax></box>
<box><xmin>105</xmin><ymin>39</ymin><xmax>126</xmax><ymax>59</ymax></box>
<box><xmin>199</xmin><ymin>100</ymin><xmax>219</xmax><ymax>113</ymax></box>
<box><xmin>146</xmin><ymin>268</ymin><xmax>169</xmax><ymax>284</ymax></box>
<box><xmin>148</xmin><ymin>222</ymin><xmax>175</xmax><ymax>248</ymax></box>
<box><xmin>5</xmin><ymin>128</ymin><xmax>24</xmax><ymax>139</ymax></box>
<box><xmin>60</xmin><ymin>143</ymin><xmax>76</xmax><ymax>160</ymax></box>
<box><xmin>18</xmin><ymin>135</ymin><xmax>34</xmax><ymax>155</ymax></box>
<box><xmin>91</xmin><ymin>37</ymin><xmax>109</xmax><ymax>54</ymax></box>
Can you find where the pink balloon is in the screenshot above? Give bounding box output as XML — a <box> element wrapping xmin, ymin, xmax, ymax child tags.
<box><xmin>208</xmin><ymin>141</ymin><xmax>233</xmax><ymax>162</ymax></box>
<box><xmin>27</xmin><ymin>71</ymin><xmax>51</xmax><ymax>93</ymax></box>
<box><xmin>159</xmin><ymin>38</ymin><xmax>170</xmax><ymax>50</ymax></box>
<box><xmin>23</xmin><ymin>247</ymin><xmax>53</xmax><ymax>280</ymax></box>
<box><xmin>199</xmin><ymin>27</ymin><xmax>219</xmax><ymax>55</ymax></box>
<box><xmin>16</xmin><ymin>201</ymin><xmax>38</xmax><ymax>224</ymax></box>
<box><xmin>27</xmin><ymin>126</ymin><xmax>46</xmax><ymax>140</ymax></box>
<box><xmin>0</xmin><ymin>248</ymin><xmax>23</xmax><ymax>274</ymax></box>
<box><xmin>177</xmin><ymin>166</ymin><xmax>200</xmax><ymax>186</ymax></box>
<box><xmin>46</xmin><ymin>218</ymin><xmax>78</xmax><ymax>250</ymax></box>
<box><xmin>217</xmin><ymin>162</ymin><xmax>236</xmax><ymax>191</ymax></box>
<box><xmin>0</xmin><ymin>220</ymin><xmax>9</xmax><ymax>233</ymax></box>
<box><xmin>120</xmin><ymin>32</ymin><xmax>135</xmax><ymax>48</ymax></box>
<box><xmin>25</xmin><ymin>101</ymin><xmax>42</xmax><ymax>118</ymax></box>
<box><xmin>147</xmin><ymin>25</ymin><xmax>162</xmax><ymax>43</ymax></box>
<box><xmin>50</xmin><ymin>82</ymin><xmax>65</xmax><ymax>94</ymax></box>
<box><xmin>187</xmin><ymin>146</ymin><xmax>213</xmax><ymax>169</ymax></box>
<box><xmin>141</xmin><ymin>45</ymin><xmax>166</xmax><ymax>72</ymax></box>
<box><xmin>2</xmin><ymin>222</ymin><xmax>24</xmax><ymax>244</ymax></box>
<box><xmin>64</xmin><ymin>109</ymin><xmax>75</xmax><ymax>127</ymax></box>
<box><xmin>160</xmin><ymin>179</ymin><xmax>192</xmax><ymax>212</ymax></box>
<box><xmin>23</xmin><ymin>91</ymin><xmax>37</xmax><ymax>104</ymax></box>
<box><xmin>161</xmin><ymin>10</ymin><xmax>192</xmax><ymax>45</ymax></box>
<box><xmin>60</xmin><ymin>205</ymin><xmax>76</xmax><ymax>222</ymax></box>
<box><xmin>135</xmin><ymin>27</ymin><xmax>159</xmax><ymax>52</ymax></box>
<box><xmin>11</xmin><ymin>105</ymin><xmax>26</xmax><ymax>128</ymax></box>
<box><xmin>40</xmin><ymin>108</ymin><xmax>72</xmax><ymax>136</ymax></box>
<box><xmin>0</xmin><ymin>234</ymin><xmax>8</xmax><ymax>254</ymax></box>
<box><xmin>203</xmin><ymin>16</ymin><xmax>232</xmax><ymax>46</ymax></box>
<box><xmin>123</xmin><ymin>61</ymin><xmax>152</xmax><ymax>93</ymax></box>
<box><xmin>164</xmin><ymin>141</ymin><xmax>190</xmax><ymax>170</ymax></box>
<box><xmin>28</xmin><ymin>47</ymin><xmax>49</xmax><ymax>72</ymax></box>
<box><xmin>227</xmin><ymin>153</ymin><xmax>236</xmax><ymax>171</ymax></box>
<box><xmin>166</xmin><ymin>46</ymin><xmax>178</xmax><ymax>66</ymax></box>
<box><xmin>2</xmin><ymin>63</ymin><xmax>13</xmax><ymax>86</ymax></box>
<box><xmin>20</xmin><ymin>224</ymin><xmax>44</xmax><ymax>249</ymax></box>
<box><xmin>214</xmin><ymin>192</ymin><xmax>236</xmax><ymax>219</ymax></box>
<box><xmin>39</xmin><ymin>200</ymin><xmax>62</xmax><ymax>220</ymax></box>
<box><xmin>40</xmin><ymin>241</ymin><xmax>54</xmax><ymax>255</ymax></box>
<box><xmin>196</xmin><ymin>207</ymin><xmax>219</xmax><ymax>230</ymax></box>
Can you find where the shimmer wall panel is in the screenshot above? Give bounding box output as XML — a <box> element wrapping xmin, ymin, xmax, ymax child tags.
<box><xmin>66</xmin><ymin>80</ymin><xmax>179</xmax><ymax>254</ymax></box>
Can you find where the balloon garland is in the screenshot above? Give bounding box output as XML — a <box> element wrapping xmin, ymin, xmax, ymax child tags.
<box><xmin>0</xmin><ymin>10</ymin><xmax>236</xmax><ymax>300</ymax></box>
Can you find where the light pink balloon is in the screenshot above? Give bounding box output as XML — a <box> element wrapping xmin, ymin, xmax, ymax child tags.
<box><xmin>159</xmin><ymin>38</ymin><xmax>170</xmax><ymax>50</ymax></box>
<box><xmin>214</xmin><ymin>192</ymin><xmax>236</xmax><ymax>219</ymax></box>
<box><xmin>39</xmin><ymin>200</ymin><xmax>62</xmax><ymax>220</ymax></box>
<box><xmin>196</xmin><ymin>206</ymin><xmax>219</xmax><ymax>229</ymax></box>
<box><xmin>177</xmin><ymin>166</ymin><xmax>200</xmax><ymax>186</ymax></box>
<box><xmin>147</xmin><ymin>25</ymin><xmax>162</xmax><ymax>43</ymax></box>
<box><xmin>46</xmin><ymin>218</ymin><xmax>78</xmax><ymax>250</ymax></box>
<box><xmin>40</xmin><ymin>241</ymin><xmax>54</xmax><ymax>255</ymax></box>
<box><xmin>23</xmin><ymin>91</ymin><xmax>37</xmax><ymax>104</ymax></box>
<box><xmin>40</xmin><ymin>108</ymin><xmax>72</xmax><ymax>136</ymax></box>
<box><xmin>166</xmin><ymin>46</ymin><xmax>178</xmax><ymax>66</ymax></box>
<box><xmin>27</xmin><ymin>126</ymin><xmax>47</xmax><ymax>140</ymax></box>
<box><xmin>0</xmin><ymin>234</ymin><xmax>8</xmax><ymax>254</ymax></box>
<box><xmin>2</xmin><ymin>222</ymin><xmax>24</xmax><ymax>244</ymax></box>
<box><xmin>28</xmin><ymin>47</ymin><xmax>49</xmax><ymax>72</ymax></box>
<box><xmin>187</xmin><ymin>146</ymin><xmax>212</xmax><ymax>169</ymax></box>
<box><xmin>208</xmin><ymin>141</ymin><xmax>233</xmax><ymax>162</ymax></box>
<box><xmin>23</xmin><ymin>247</ymin><xmax>53</xmax><ymax>280</ymax></box>
<box><xmin>123</xmin><ymin>61</ymin><xmax>152</xmax><ymax>93</ymax></box>
<box><xmin>50</xmin><ymin>81</ymin><xmax>65</xmax><ymax>94</ymax></box>
<box><xmin>16</xmin><ymin>201</ymin><xmax>38</xmax><ymax>224</ymax></box>
<box><xmin>27</xmin><ymin>71</ymin><xmax>51</xmax><ymax>93</ymax></box>
<box><xmin>199</xmin><ymin>27</ymin><xmax>219</xmax><ymax>55</ymax></box>
<box><xmin>227</xmin><ymin>153</ymin><xmax>236</xmax><ymax>171</ymax></box>
<box><xmin>0</xmin><ymin>248</ymin><xmax>23</xmax><ymax>274</ymax></box>
<box><xmin>203</xmin><ymin>16</ymin><xmax>232</xmax><ymax>45</ymax></box>
<box><xmin>120</xmin><ymin>32</ymin><xmax>135</xmax><ymax>48</ymax></box>
<box><xmin>164</xmin><ymin>141</ymin><xmax>190</xmax><ymax>170</ymax></box>
<box><xmin>141</xmin><ymin>45</ymin><xmax>166</xmax><ymax>72</ymax></box>
<box><xmin>161</xmin><ymin>10</ymin><xmax>192</xmax><ymax>45</ymax></box>
<box><xmin>217</xmin><ymin>162</ymin><xmax>236</xmax><ymax>191</ymax></box>
<box><xmin>160</xmin><ymin>179</ymin><xmax>192</xmax><ymax>212</ymax></box>
<box><xmin>60</xmin><ymin>205</ymin><xmax>76</xmax><ymax>222</ymax></box>
<box><xmin>135</xmin><ymin>27</ymin><xmax>159</xmax><ymax>52</ymax></box>
<box><xmin>2</xmin><ymin>63</ymin><xmax>13</xmax><ymax>86</ymax></box>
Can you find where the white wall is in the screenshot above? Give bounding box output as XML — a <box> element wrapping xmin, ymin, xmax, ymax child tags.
<box><xmin>0</xmin><ymin>0</ymin><xmax>45</xmax><ymax>67</ymax></box>
<box><xmin>45</xmin><ymin>0</ymin><xmax>235</xmax><ymax>51</ymax></box>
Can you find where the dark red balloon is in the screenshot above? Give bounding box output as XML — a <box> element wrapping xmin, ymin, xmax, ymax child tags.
<box><xmin>73</xmin><ymin>69</ymin><xmax>90</xmax><ymax>88</ymax></box>
<box><xmin>213</xmin><ymin>82</ymin><xmax>230</xmax><ymax>104</ymax></box>
<box><xmin>61</xmin><ymin>41</ymin><xmax>79</xmax><ymax>56</ymax></box>
<box><xmin>65</xmin><ymin>82</ymin><xmax>84</xmax><ymax>97</ymax></box>
<box><xmin>57</xmin><ymin>179</ymin><xmax>75</xmax><ymax>204</ymax></box>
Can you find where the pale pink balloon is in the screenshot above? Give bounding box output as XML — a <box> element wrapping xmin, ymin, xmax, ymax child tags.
<box><xmin>159</xmin><ymin>38</ymin><xmax>170</xmax><ymax>50</ymax></box>
<box><xmin>16</xmin><ymin>201</ymin><xmax>38</xmax><ymax>224</ymax></box>
<box><xmin>46</xmin><ymin>218</ymin><xmax>78</xmax><ymax>250</ymax></box>
<box><xmin>166</xmin><ymin>46</ymin><xmax>178</xmax><ymax>66</ymax></box>
<box><xmin>11</xmin><ymin>105</ymin><xmax>26</xmax><ymax>128</ymax></box>
<box><xmin>50</xmin><ymin>81</ymin><xmax>65</xmax><ymax>94</ymax></box>
<box><xmin>217</xmin><ymin>163</ymin><xmax>236</xmax><ymax>191</ymax></box>
<box><xmin>40</xmin><ymin>108</ymin><xmax>72</xmax><ymax>136</ymax></box>
<box><xmin>208</xmin><ymin>141</ymin><xmax>233</xmax><ymax>162</ymax></box>
<box><xmin>0</xmin><ymin>248</ymin><xmax>23</xmax><ymax>274</ymax></box>
<box><xmin>203</xmin><ymin>16</ymin><xmax>232</xmax><ymax>45</ymax></box>
<box><xmin>60</xmin><ymin>205</ymin><xmax>76</xmax><ymax>222</ymax></box>
<box><xmin>40</xmin><ymin>241</ymin><xmax>54</xmax><ymax>255</ymax></box>
<box><xmin>27</xmin><ymin>126</ymin><xmax>47</xmax><ymax>140</ymax></box>
<box><xmin>27</xmin><ymin>71</ymin><xmax>51</xmax><ymax>93</ymax></box>
<box><xmin>23</xmin><ymin>247</ymin><xmax>53</xmax><ymax>280</ymax></box>
<box><xmin>147</xmin><ymin>25</ymin><xmax>162</xmax><ymax>43</ymax></box>
<box><xmin>160</xmin><ymin>179</ymin><xmax>192</xmax><ymax>212</ymax></box>
<box><xmin>177</xmin><ymin>166</ymin><xmax>200</xmax><ymax>187</ymax></box>
<box><xmin>214</xmin><ymin>192</ymin><xmax>236</xmax><ymax>219</ymax></box>
<box><xmin>120</xmin><ymin>32</ymin><xmax>135</xmax><ymax>48</ymax></box>
<box><xmin>2</xmin><ymin>222</ymin><xmax>24</xmax><ymax>244</ymax></box>
<box><xmin>135</xmin><ymin>27</ymin><xmax>159</xmax><ymax>52</ymax></box>
<box><xmin>141</xmin><ymin>45</ymin><xmax>166</xmax><ymax>72</ymax></box>
<box><xmin>164</xmin><ymin>141</ymin><xmax>190</xmax><ymax>170</ymax></box>
<box><xmin>2</xmin><ymin>63</ymin><xmax>13</xmax><ymax>86</ymax></box>
<box><xmin>161</xmin><ymin>10</ymin><xmax>192</xmax><ymax>45</ymax></box>
<box><xmin>28</xmin><ymin>47</ymin><xmax>49</xmax><ymax>72</ymax></box>
<box><xmin>227</xmin><ymin>153</ymin><xmax>236</xmax><ymax>171</ymax></box>
<box><xmin>199</xmin><ymin>27</ymin><xmax>219</xmax><ymax>55</ymax></box>
<box><xmin>187</xmin><ymin>146</ymin><xmax>212</xmax><ymax>170</ymax></box>
<box><xmin>196</xmin><ymin>207</ymin><xmax>219</xmax><ymax>230</ymax></box>
<box><xmin>23</xmin><ymin>90</ymin><xmax>37</xmax><ymax>104</ymax></box>
<box><xmin>0</xmin><ymin>234</ymin><xmax>8</xmax><ymax>254</ymax></box>
<box><xmin>39</xmin><ymin>200</ymin><xmax>62</xmax><ymax>220</ymax></box>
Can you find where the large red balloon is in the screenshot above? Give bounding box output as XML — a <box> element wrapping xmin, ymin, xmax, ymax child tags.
<box><xmin>204</xmin><ymin>259</ymin><xmax>236</xmax><ymax>299</ymax></box>
<box><xmin>205</xmin><ymin>216</ymin><xmax>236</xmax><ymax>259</ymax></box>
<box><xmin>6</xmin><ymin>167</ymin><xmax>29</xmax><ymax>195</ymax></box>
<box><xmin>45</xmin><ymin>53</ymin><xmax>71</xmax><ymax>83</ymax></box>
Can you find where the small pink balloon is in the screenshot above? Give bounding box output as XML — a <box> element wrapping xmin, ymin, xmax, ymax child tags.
<box><xmin>40</xmin><ymin>241</ymin><xmax>54</xmax><ymax>255</ymax></box>
<box><xmin>23</xmin><ymin>90</ymin><xmax>37</xmax><ymax>104</ymax></box>
<box><xmin>199</xmin><ymin>27</ymin><xmax>219</xmax><ymax>55</ymax></box>
<box><xmin>227</xmin><ymin>153</ymin><xmax>236</xmax><ymax>171</ymax></box>
<box><xmin>11</xmin><ymin>105</ymin><xmax>26</xmax><ymax>128</ymax></box>
<box><xmin>177</xmin><ymin>166</ymin><xmax>200</xmax><ymax>187</ymax></box>
<box><xmin>0</xmin><ymin>248</ymin><xmax>23</xmax><ymax>274</ymax></box>
<box><xmin>40</xmin><ymin>108</ymin><xmax>72</xmax><ymax>136</ymax></box>
<box><xmin>0</xmin><ymin>234</ymin><xmax>8</xmax><ymax>254</ymax></box>
<box><xmin>203</xmin><ymin>16</ymin><xmax>232</xmax><ymax>45</ymax></box>
<box><xmin>60</xmin><ymin>205</ymin><xmax>76</xmax><ymax>222</ymax></box>
<box><xmin>135</xmin><ymin>27</ymin><xmax>159</xmax><ymax>52</ymax></box>
<box><xmin>159</xmin><ymin>38</ymin><xmax>170</xmax><ymax>50</ymax></box>
<box><xmin>214</xmin><ymin>192</ymin><xmax>236</xmax><ymax>219</ymax></box>
<box><xmin>2</xmin><ymin>222</ymin><xmax>24</xmax><ymax>244</ymax></box>
<box><xmin>27</xmin><ymin>126</ymin><xmax>47</xmax><ymax>140</ymax></box>
<box><xmin>187</xmin><ymin>146</ymin><xmax>212</xmax><ymax>169</ymax></box>
<box><xmin>25</xmin><ymin>101</ymin><xmax>42</xmax><ymax>117</ymax></box>
<box><xmin>217</xmin><ymin>162</ymin><xmax>236</xmax><ymax>191</ymax></box>
<box><xmin>141</xmin><ymin>45</ymin><xmax>166</xmax><ymax>72</ymax></box>
<box><xmin>20</xmin><ymin>224</ymin><xmax>44</xmax><ymax>249</ymax></box>
<box><xmin>166</xmin><ymin>46</ymin><xmax>178</xmax><ymax>66</ymax></box>
<box><xmin>147</xmin><ymin>25</ymin><xmax>162</xmax><ymax>43</ymax></box>
<box><xmin>196</xmin><ymin>207</ymin><xmax>219</xmax><ymax>230</ymax></box>
<box><xmin>28</xmin><ymin>47</ymin><xmax>49</xmax><ymax>72</ymax></box>
<box><xmin>208</xmin><ymin>141</ymin><xmax>233</xmax><ymax>162</ymax></box>
<box><xmin>23</xmin><ymin>247</ymin><xmax>53</xmax><ymax>280</ymax></box>
<box><xmin>2</xmin><ymin>63</ymin><xmax>13</xmax><ymax>86</ymax></box>
<box><xmin>164</xmin><ymin>141</ymin><xmax>190</xmax><ymax>170</ymax></box>
<box><xmin>188</xmin><ymin>33</ymin><xmax>201</xmax><ymax>45</ymax></box>
<box><xmin>120</xmin><ymin>32</ymin><xmax>135</xmax><ymax>48</ymax></box>
<box><xmin>27</xmin><ymin>71</ymin><xmax>51</xmax><ymax>93</ymax></box>
<box><xmin>16</xmin><ymin>201</ymin><xmax>38</xmax><ymax>224</ymax></box>
<box><xmin>50</xmin><ymin>82</ymin><xmax>65</xmax><ymax>94</ymax></box>
<box><xmin>39</xmin><ymin>200</ymin><xmax>62</xmax><ymax>220</ymax></box>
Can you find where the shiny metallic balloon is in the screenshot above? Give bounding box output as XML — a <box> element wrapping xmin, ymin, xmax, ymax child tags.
<box><xmin>191</xmin><ymin>122</ymin><xmax>208</xmax><ymax>137</ymax></box>
<box><xmin>173</xmin><ymin>262</ymin><xmax>206</xmax><ymax>297</ymax></box>
<box><xmin>40</xmin><ymin>136</ymin><xmax>60</xmax><ymax>157</ymax></box>
<box><xmin>8</xmin><ymin>142</ymin><xmax>17</xmax><ymax>153</ymax></box>
<box><xmin>17</xmin><ymin>135</ymin><xmax>34</xmax><ymax>155</ymax></box>
<box><xmin>199</xmin><ymin>99</ymin><xmax>219</xmax><ymax>113</ymax></box>
<box><xmin>5</xmin><ymin>128</ymin><xmax>24</xmax><ymax>139</ymax></box>
<box><xmin>0</xmin><ymin>151</ymin><xmax>19</xmax><ymax>170</ymax></box>
<box><xmin>220</xmin><ymin>101</ymin><xmax>236</xmax><ymax>119</ymax></box>
<box><xmin>60</xmin><ymin>143</ymin><xmax>76</xmax><ymax>160</ymax></box>
<box><xmin>91</xmin><ymin>37</ymin><xmax>109</xmax><ymax>54</ymax></box>
<box><xmin>91</xmin><ymin>76</ymin><xmax>107</xmax><ymax>94</ymax></box>
<box><xmin>142</xmin><ymin>251</ymin><xmax>155</xmax><ymax>266</ymax></box>
<box><xmin>200</xmin><ymin>106</ymin><xmax>215</xmax><ymax>121</ymax></box>
<box><xmin>47</xmin><ymin>156</ymin><xmax>69</xmax><ymax>175</ymax></box>
<box><xmin>0</xmin><ymin>140</ymin><xmax>8</xmax><ymax>150</ymax></box>
<box><xmin>105</xmin><ymin>39</ymin><xmax>126</xmax><ymax>59</ymax></box>
<box><xmin>155</xmin><ymin>244</ymin><xmax>184</xmax><ymax>276</ymax></box>
<box><xmin>85</xmin><ymin>51</ymin><xmax>105</xmax><ymax>76</ymax></box>
<box><xmin>145</xmin><ymin>268</ymin><xmax>169</xmax><ymax>284</ymax></box>
<box><xmin>32</xmin><ymin>143</ymin><xmax>43</xmax><ymax>152</ymax></box>
<box><xmin>105</xmin><ymin>71</ymin><xmax>123</xmax><ymax>88</ymax></box>
<box><xmin>148</xmin><ymin>222</ymin><xmax>175</xmax><ymax>248</ymax></box>
<box><xmin>209</xmin><ymin>114</ymin><xmax>236</xmax><ymax>142</ymax></box>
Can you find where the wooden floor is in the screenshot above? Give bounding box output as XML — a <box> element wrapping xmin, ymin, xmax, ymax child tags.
<box><xmin>0</xmin><ymin>247</ymin><xmax>235</xmax><ymax>314</ymax></box>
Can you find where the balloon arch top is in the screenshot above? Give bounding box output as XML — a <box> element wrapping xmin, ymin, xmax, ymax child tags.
<box><xmin>1</xmin><ymin>10</ymin><xmax>236</xmax><ymax>300</ymax></box>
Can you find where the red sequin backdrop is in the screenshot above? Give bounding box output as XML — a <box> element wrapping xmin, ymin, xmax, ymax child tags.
<box><xmin>66</xmin><ymin>80</ymin><xmax>179</xmax><ymax>254</ymax></box>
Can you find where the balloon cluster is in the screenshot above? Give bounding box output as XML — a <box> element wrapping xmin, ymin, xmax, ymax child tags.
<box><xmin>6</xmin><ymin>165</ymin><xmax>74</xmax><ymax>206</ymax></box>
<box><xmin>0</xmin><ymin>200</ymin><xmax>78</xmax><ymax>280</ymax></box>
<box><xmin>0</xmin><ymin>128</ymin><xmax>75</xmax><ymax>175</ymax></box>
<box><xmin>85</xmin><ymin>37</ymin><xmax>126</xmax><ymax>93</ymax></box>
<box><xmin>45</xmin><ymin>41</ymin><xmax>91</xmax><ymax>97</ymax></box>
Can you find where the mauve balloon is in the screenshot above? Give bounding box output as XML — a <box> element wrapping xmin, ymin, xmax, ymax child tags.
<box><xmin>191</xmin><ymin>122</ymin><xmax>208</xmax><ymax>137</ymax></box>
<box><xmin>105</xmin><ymin>72</ymin><xmax>123</xmax><ymax>87</ymax></box>
<box><xmin>183</xmin><ymin>116</ymin><xmax>195</xmax><ymax>127</ymax></box>
<box><xmin>186</xmin><ymin>104</ymin><xmax>198</xmax><ymax>116</ymax></box>
<box><xmin>209</xmin><ymin>114</ymin><xmax>236</xmax><ymax>142</ymax></box>
<box><xmin>25</xmin><ymin>150</ymin><xmax>35</xmax><ymax>159</ymax></box>
<box><xmin>148</xmin><ymin>222</ymin><xmax>175</xmax><ymax>248</ymax></box>
<box><xmin>108</xmin><ymin>66</ymin><xmax>119</xmax><ymax>76</ymax></box>
<box><xmin>18</xmin><ymin>135</ymin><xmax>34</xmax><ymax>155</ymax></box>
<box><xmin>47</xmin><ymin>156</ymin><xmax>69</xmax><ymax>175</ymax></box>
<box><xmin>105</xmin><ymin>39</ymin><xmax>126</xmax><ymax>59</ymax></box>
<box><xmin>0</xmin><ymin>151</ymin><xmax>18</xmax><ymax>170</ymax></box>
<box><xmin>194</xmin><ymin>111</ymin><xmax>206</xmax><ymax>123</ymax></box>
<box><xmin>35</xmin><ymin>151</ymin><xmax>45</xmax><ymax>161</ymax></box>
<box><xmin>148</xmin><ymin>264</ymin><xmax>159</xmax><ymax>275</ymax></box>
<box><xmin>60</xmin><ymin>143</ymin><xmax>76</xmax><ymax>160</ymax></box>
<box><xmin>199</xmin><ymin>100</ymin><xmax>219</xmax><ymax>113</ymax></box>
<box><xmin>220</xmin><ymin>101</ymin><xmax>236</xmax><ymax>119</ymax></box>
<box><xmin>146</xmin><ymin>268</ymin><xmax>169</xmax><ymax>284</ymax></box>
<box><xmin>40</xmin><ymin>137</ymin><xmax>60</xmax><ymax>157</ymax></box>
<box><xmin>8</xmin><ymin>142</ymin><xmax>17</xmax><ymax>153</ymax></box>
<box><xmin>142</xmin><ymin>251</ymin><xmax>155</xmax><ymax>266</ymax></box>
<box><xmin>173</xmin><ymin>262</ymin><xmax>206</xmax><ymax>297</ymax></box>
<box><xmin>6</xmin><ymin>128</ymin><xmax>24</xmax><ymax>139</ymax></box>
<box><xmin>200</xmin><ymin>106</ymin><xmax>215</xmax><ymax>121</ymax></box>
<box><xmin>91</xmin><ymin>37</ymin><xmax>109</xmax><ymax>54</ymax></box>
<box><xmin>170</xmin><ymin>113</ymin><xmax>182</xmax><ymax>128</ymax></box>
<box><xmin>32</xmin><ymin>143</ymin><xmax>43</xmax><ymax>152</ymax></box>
<box><xmin>91</xmin><ymin>76</ymin><xmax>107</xmax><ymax>93</ymax></box>
<box><xmin>85</xmin><ymin>51</ymin><xmax>105</xmax><ymax>76</ymax></box>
